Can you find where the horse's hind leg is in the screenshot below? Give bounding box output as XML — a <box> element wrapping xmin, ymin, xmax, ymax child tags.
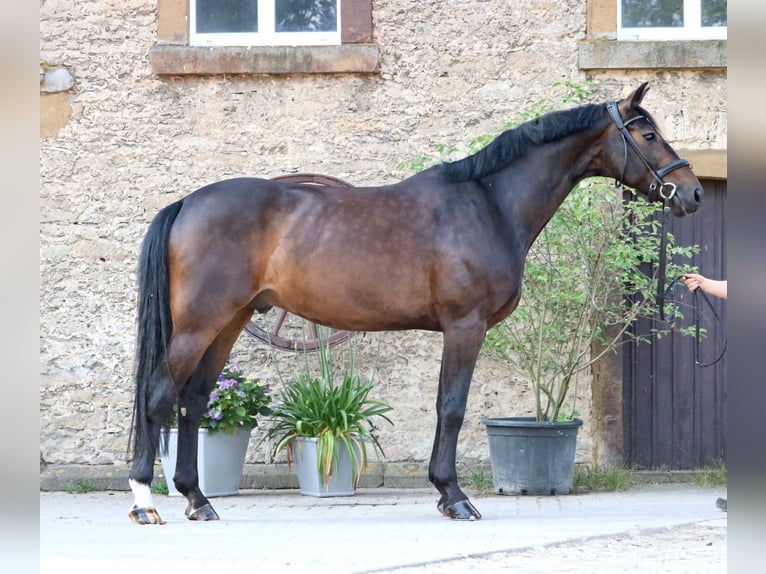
<box><xmin>170</xmin><ymin>366</ymin><xmax>222</xmax><ymax>521</ymax></box>
<box><xmin>171</xmin><ymin>354</ymin><xmax>230</xmax><ymax>521</ymax></box>
<box><xmin>128</xmin><ymin>362</ymin><xmax>177</xmax><ymax>525</ymax></box>
<box><xmin>429</xmin><ymin>318</ymin><xmax>485</xmax><ymax>520</ymax></box>
<box><xmin>171</xmin><ymin>309</ymin><xmax>255</xmax><ymax>521</ymax></box>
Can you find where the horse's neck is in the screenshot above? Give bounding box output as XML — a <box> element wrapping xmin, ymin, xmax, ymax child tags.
<box><xmin>491</xmin><ymin>131</ymin><xmax>603</xmax><ymax>249</ymax></box>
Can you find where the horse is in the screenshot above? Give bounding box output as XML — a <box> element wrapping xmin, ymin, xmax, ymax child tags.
<box><xmin>127</xmin><ymin>83</ymin><xmax>702</xmax><ymax>524</ymax></box>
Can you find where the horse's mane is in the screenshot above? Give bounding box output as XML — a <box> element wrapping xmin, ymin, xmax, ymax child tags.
<box><xmin>438</xmin><ymin>103</ymin><xmax>606</xmax><ymax>182</ymax></box>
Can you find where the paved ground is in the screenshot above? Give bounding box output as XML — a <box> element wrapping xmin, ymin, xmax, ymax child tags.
<box><xmin>40</xmin><ymin>484</ymin><xmax>726</xmax><ymax>573</ymax></box>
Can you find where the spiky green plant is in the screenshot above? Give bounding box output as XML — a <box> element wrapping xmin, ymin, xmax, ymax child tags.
<box><xmin>262</xmin><ymin>336</ymin><xmax>394</xmax><ymax>489</ymax></box>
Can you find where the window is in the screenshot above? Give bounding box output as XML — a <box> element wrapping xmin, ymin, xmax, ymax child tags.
<box><xmin>151</xmin><ymin>0</ymin><xmax>378</xmax><ymax>75</ymax></box>
<box><xmin>190</xmin><ymin>0</ymin><xmax>341</xmax><ymax>47</ymax></box>
<box><xmin>617</xmin><ymin>0</ymin><xmax>727</xmax><ymax>40</ymax></box>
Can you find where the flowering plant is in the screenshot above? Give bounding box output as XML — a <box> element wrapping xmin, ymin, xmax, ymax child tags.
<box><xmin>196</xmin><ymin>362</ymin><xmax>273</xmax><ymax>435</ymax></box>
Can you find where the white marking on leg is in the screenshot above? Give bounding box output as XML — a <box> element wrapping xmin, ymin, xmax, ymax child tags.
<box><xmin>129</xmin><ymin>478</ymin><xmax>156</xmax><ymax>509</ymax></box>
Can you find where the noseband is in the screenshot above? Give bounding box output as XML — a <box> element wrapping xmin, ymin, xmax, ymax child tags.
<box><xmin>605</xmin><ymin>101</ymin><xmax>690</xmax><ymax>203</ymax></box>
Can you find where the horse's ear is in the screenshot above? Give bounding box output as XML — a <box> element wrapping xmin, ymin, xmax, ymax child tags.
<box><xmin>618</xmin><ymin>82</ymin><xmax>650</xmax><ymax>114</ymax></box>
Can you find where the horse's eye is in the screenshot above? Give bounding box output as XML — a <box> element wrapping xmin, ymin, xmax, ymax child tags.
<box><xmin>643</xmin><ymin>133</ymin><xmax>656</xmax><ymax>142</ymax></box>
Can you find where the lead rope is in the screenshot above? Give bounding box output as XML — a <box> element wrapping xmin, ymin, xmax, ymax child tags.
<box><xmin>656</xmin><ymin>197</ymin><xmax>671</xmax><ymax>320</ymax></box>
<box><xmin>693</xmin><ymin>288</ymin><xmax>728</xmax><ymax>367</ymax></box>
<box><xmin>660</xmin><ymin>275</ymin><xmax>727</xmax><ymax>368</ymax></box>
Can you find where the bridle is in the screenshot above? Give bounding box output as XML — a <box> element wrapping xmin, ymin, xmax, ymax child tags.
<box><xmin>606</xmin><ymin>102</ymin><xmax>724</xmax><ymax>367</ymax></box>
<box><xmin>605</xmin><ymin>101</ymin><xmax>690</xmax><ymax>203</ymax></box>
<box><xmin>606</xmin><ymin>101</ymin><xmax>690</xmax><ymax>321</ymax></box>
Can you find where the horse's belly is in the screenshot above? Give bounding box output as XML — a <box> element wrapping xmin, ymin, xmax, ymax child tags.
<box><xmin>267</xmin><ymin>274</ymin><xmax>439</xmax><ymax>332</ymax></box>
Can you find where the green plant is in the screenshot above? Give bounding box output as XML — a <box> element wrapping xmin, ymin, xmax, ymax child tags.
<box><xmin>262</xmin><ymin>336</ymin><xmax>394</xmax><ymax>489</ymax></box>
<box><xmin>691</xmin><ymin>460</ymin><xmax>727</xmax><ymax>487</ymax></box>
<box><xmin>66</xmin><ymin>480</ymin><xmax>99</xmax><ymax>494</ymax></box>
<box><xmin>461</xmin><ymin>465</ymin><xmax>495</xmax><ymax>495</ymax></box>
<box><xmin>573</xmin><ymin>463</ymin><xmax>636</xmax><ymax>492</ymax></box>
<box><xmin>483</xmin><ymin>177</ymin><xmax>696</xmax><ymax>421</ymax></box>
<box><xmin>170</xmin><ymin>359</ymin><xmax>273</xmax><ymax>435</ymax></box>
<box><xmin>555</xmin><ymin>402</ymin><xmax>581</xmax><ymax>422</ymax></box>
<box><xmin>151</xmin><ymin>477</ymin><xmax>169</xmax><ymax>495</ymax></box>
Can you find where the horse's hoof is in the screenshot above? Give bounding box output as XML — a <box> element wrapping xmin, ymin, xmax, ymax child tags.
<box><xmin>185</xmin><ymin>503</ymin><xmax>220</xmax><ymax>521</ymax></box>
<box><xmin>128</xmin><ymin>505</ymin><xmax>166</xmax><ymax>525</ymax></box>
<box><xmin>438</xmin><ymin>498</ymin><xmax>482</xmax><ymax>521</ymax></box>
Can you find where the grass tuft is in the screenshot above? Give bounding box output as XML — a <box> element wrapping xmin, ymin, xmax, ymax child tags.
<box><xmin>65</xmin><ymin>480</ymin><xmax>99</xmax><ymax>494</ymax></box>
<box><xmin>691</xmin><ymin>460</ymin><xmax>727</xmax><ymax>487</ymax></box>
<box><xmin>151</xmin><ymin>477</ymin><xmax>169</xmax><ymax>495</ymax></box>
<box><xmin>573</xmin><ymin>463</ymin><xmax>636</xmax><ymax>493</ymax></box>
<box><xmin>462</xmin><ymin>466</ymin><xmax>495</xmax><ymax>495</ymax></box>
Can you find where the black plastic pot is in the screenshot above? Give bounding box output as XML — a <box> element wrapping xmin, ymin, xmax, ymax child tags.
<box><xmin>482</xmin><ymin>416</ymin><xmax>583</xmax><ymax>496</ymax></box>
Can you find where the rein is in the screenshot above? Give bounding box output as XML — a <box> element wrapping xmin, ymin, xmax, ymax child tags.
<box><xmin>606</xmin><ymin>102</ymin><xmax>724</xmax><ymax>367</ymax></box>
<box><xmin>661</xmin><ymin>276</ymin><xmax>728</xmax><ymax>368</ymax></box>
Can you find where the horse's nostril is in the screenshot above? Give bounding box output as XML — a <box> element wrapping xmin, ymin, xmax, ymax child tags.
<box><xmin>694</xmin><ymin>188</ymin><xmax>703</xmax><ymax>203</ymax></box>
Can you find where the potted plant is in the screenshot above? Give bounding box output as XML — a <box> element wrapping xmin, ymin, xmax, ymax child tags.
<box><xmin>480</xmin><ymin>176</ymin><xmax>696</xmax><ymax>495</ymax></box>
<box><xmin>160</xmin><ymin>360</ymin><xmax>272</xmax><ymax>497</ymax></box>
<box><xmin>262</xmin><ymin>337</ymin><xmax>394</xmax><ymax>497</ymax></box>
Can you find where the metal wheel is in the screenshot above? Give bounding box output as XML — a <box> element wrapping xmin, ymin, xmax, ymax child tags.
<box><xmin>243</xmin><ymin>173</ymin><xmax>357</xmax><ymax>353</ymax></box>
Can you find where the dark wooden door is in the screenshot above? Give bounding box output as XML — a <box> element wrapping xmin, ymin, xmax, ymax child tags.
<box><xmin>623</xmin><ymin>179</ymin><xmax>727</xmax><ymax>469</ymax></box>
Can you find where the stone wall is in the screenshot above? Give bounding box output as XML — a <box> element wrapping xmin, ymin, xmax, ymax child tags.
<box><xmin>39</xmin><ymin>1</ymin><xmax>726</xmax><ymax>477</ymax></box>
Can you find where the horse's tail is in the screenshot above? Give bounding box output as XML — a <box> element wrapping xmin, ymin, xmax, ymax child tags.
<box><xmin>128</xmin><ymin>199</ymin><xmax>184</xmax><ymax>464</ymax></box>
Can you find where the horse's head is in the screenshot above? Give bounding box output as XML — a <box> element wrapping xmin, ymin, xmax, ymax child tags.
<box><xmin>603</xmin><ymin>83</ymin><xmax>702</xmax><ymax>216</ymax></box>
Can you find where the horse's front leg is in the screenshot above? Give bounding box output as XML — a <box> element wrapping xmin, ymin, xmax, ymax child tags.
<box><xmin>429</xmin><ymin>319</ymin><xmax>485</xmax><ymax>520</ymax></box>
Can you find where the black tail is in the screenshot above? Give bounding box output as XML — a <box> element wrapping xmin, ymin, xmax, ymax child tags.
<box><xmin>128</xmin><ymin>200</ymin><xmax>184</xmax><ymax>463</ymax></box>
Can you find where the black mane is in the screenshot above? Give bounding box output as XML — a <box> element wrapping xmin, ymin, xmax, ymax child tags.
<box><xmin>439</xmin><ymin>103</ymin><xmax>606</xmax><ymax>182</ymax></box>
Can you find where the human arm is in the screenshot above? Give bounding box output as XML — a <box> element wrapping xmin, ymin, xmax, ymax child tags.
<box><xmin>682</xmin><ymin>273</ymin><xmax>727</xmax><ymax>300</ymax></box>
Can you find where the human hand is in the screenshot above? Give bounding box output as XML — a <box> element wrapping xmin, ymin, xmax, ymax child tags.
<box><xmin>681</xmin><ymin>273</ymin><xmax>704</xmax><ymax>293</ymax></box>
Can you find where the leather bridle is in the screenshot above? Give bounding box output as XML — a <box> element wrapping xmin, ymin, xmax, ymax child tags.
<box><xmin>605</xmin><ymin>101</ymin><xmax>690</xmax><ymax>203</ymax></box>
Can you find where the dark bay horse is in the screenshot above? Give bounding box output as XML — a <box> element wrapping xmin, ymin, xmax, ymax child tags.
<box><xmin>128</xmin><ymin>83</ymin><xmax>702</xmax><ymax>524</ymax></box>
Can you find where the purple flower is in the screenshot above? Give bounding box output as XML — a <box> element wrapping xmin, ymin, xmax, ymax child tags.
<box><xmin>209</xmin><ymin>391</ymin><xmax>218</xmax><ymax>401</ymax></box>
<box><xmin>219</xmin><ymin>378</ymin><xmax>238</xmax><ymax>390</ymax></box>
<box><xmin>208</xmin><ymin>408</ymin><xmax>223</xmax><ymax>421</ymax></box>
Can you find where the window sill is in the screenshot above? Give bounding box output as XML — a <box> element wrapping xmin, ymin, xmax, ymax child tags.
<box><xmin>578</xmin><ymin>40</ymin><xmax>726</xmax><ymax>70</ymax></box>
<box><xmin>149</xmin><ymin>44</ymin><xmax>380</xmax><ymax>75</ymax></box>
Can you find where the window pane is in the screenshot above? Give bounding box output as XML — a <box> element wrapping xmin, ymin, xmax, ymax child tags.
<box><xmin>702</xmin><ymin>0</ymin><xmax>727</xmax><ymax>27</ymax></box>
<box><xmin>621</xmin><ymin>0</ymin><xmax>683</xmax><ymax>28</ymax></box>
<box><xmin>196</xmin><ymin>0</ymin><xmax>258</xmax><ymax>33</ymax></box>
<box><xmin>275</xmin><ymin>0</ymin><xmax>337</xmax><ymax>33</ymax></box>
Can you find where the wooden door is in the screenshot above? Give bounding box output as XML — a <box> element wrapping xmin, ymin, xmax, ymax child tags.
<box><xmin>623</xmin><ymin>179</ymin><xmax>727</xmax><ymax>469</ymax></box>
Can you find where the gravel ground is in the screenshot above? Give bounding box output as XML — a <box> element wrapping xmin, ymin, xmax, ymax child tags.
<box><xmin>373</xmin><ymin>522</ymin><xmax>727</xmax><ymax>574</ymax></box>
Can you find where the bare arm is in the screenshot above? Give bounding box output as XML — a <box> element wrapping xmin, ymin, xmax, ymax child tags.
<box><xmin>682</xmin><ymin>273</ymin><xmax>727</xmax><ymax>300</ymax></box>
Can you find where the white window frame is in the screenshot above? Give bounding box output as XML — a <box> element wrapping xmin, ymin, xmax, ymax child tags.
<box><xmin>190</xmin><ymin>0</ymin><xmax>341</xmax><ymax>47</ymax></box>
<box><xmin>617</xmin><ymin>0</ymin><xmax>727</xmax><ymax>41</ymax></box>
